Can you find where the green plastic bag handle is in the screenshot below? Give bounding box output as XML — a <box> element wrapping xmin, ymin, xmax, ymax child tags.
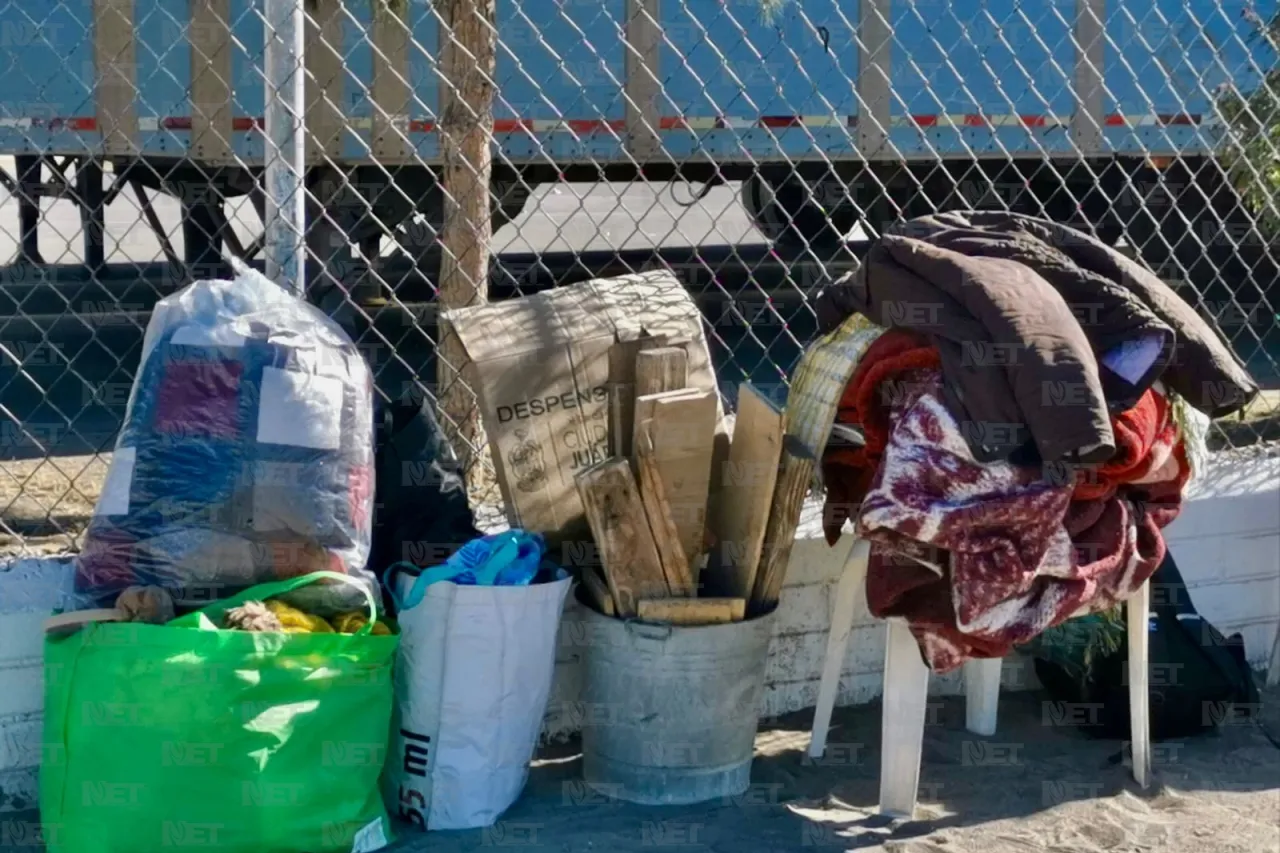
<box><xmin>168</xmin><ymin>571</ymin><xmax>380</xmax><ymax>635</ymax></box>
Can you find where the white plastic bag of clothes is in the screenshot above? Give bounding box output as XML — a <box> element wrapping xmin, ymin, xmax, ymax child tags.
<box><xmin>75</xmin><ymin>264</ymin><xmax>377</xmax><ymax>614</ymax></box>
<box><xmin>384</xmin><ymin>531</ymin><xmax>571</xmax><ymax>831</ymax></box>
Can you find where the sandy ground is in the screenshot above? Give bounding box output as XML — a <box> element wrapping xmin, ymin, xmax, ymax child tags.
<box><xmin>4</xmin><ymin>686</ymin><xmax>1275</xmax><ymax>853</ymax></box>
<box><xmin>369</xmin><ymin>686</ymin><xmax>1280</xmax><ymax>853</ymax></box>
<box><xmin>0</xmin><ymin>453</ymin><xmax>106</xmax><ymax>556</ymax></box>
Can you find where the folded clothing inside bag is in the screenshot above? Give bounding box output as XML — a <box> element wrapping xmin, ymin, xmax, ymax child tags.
<box><xmin>76</xmin><ymin>273</ymin><xmax>376</xmax><ymax>615</ymax></box>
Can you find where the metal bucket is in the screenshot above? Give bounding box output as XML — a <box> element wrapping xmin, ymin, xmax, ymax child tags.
<box><xmin>579</xmin><ymin>599</ymin><xmax>776</xmax><ymax>805</ymax></box>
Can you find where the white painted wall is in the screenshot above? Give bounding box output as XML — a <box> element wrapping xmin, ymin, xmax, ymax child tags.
<box><xmin>1160</xmin><ymin>450</ymin><xmax>1280</xmax><ymax>659</ymax></box>
<box><xmin>0</xmin><ymin>557</ymin><xmax>73</xmax><ymax>811</ymax></box>
<box><xmin>3</xmin><ymin>451</ymin><xmax>1277</xmax><ymax>808</ymax></box>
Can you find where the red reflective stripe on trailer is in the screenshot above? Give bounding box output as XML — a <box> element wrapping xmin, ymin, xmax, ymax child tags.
<box><xmin>911</xmin><ymin>114</ymin><xmax>938</xmax><ymax>127</ymax></box>
<box><xmin>162</xmin><ymin>117</ymin><xmax>192</xmax><ymax>130</ymax></box>
<box><xmin>409</xmin><ymin>119</ymin><xmax>434</xmax><ymax>133</ymax></box>
<box><xmin>231</xmin><ymin>117</ymin><xmax>262</xmax><ymax>131</ymax></box>
<box><xmin>1159</xmin><ymin>113</ymin><xmax>1200</xmax><ymax>126</ymax></box>
<box><xmin>40</xmin><ymin>117</ymin><xmax>96</xmax><ymax>131</ymax></box>
<box><xmin>1020</xmin><ymin>114</ymin><xmax>1047</xmax><ymax>127</ymax></box>
<box><xmin>492</xmin><ymin>118</ymin><xmax>527</xmax><ymax>132</ymax></box>
<box><xmin>659</xmin><ymin>116</ymin><xmax>688</xmax><ymax>130</ymax></box>
<box><xmin>759</xmin><ymin>116</ymin><xmax>802</xmax><ymax>128</ymax></box>
<box><xmin>1104</xmin><ymin>114</ymin><xmax>1127</xmax><ymax>126</ymax></box>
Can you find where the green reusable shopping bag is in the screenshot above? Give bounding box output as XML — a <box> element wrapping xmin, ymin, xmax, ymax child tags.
<box><xmin>41</xmin><ymin>571</ymin><xmax>399</xmax><ymax>853</ymax></box>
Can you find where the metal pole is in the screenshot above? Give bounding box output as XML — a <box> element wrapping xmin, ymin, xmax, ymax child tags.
<box><xmin>263</xmin><ymin>0</ymin><xmax>306</xmax><ymax>295</ymax></box>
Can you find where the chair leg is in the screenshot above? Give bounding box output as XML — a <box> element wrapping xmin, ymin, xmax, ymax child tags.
<box><xmin>879</xmin><ymin>618</ymin><xmax>930</xmax><ymax>819</ymax></box>
<box><xmin>963</xmin><ymin>657</ymin><xmax>1002</xmax><ymax>736</ymax></box>
<box><xmin>809</xmin><ymin>538</ymin><xmax>871</xmax><ymax>759</ymax></box>
<box><xmin>1127</xmin><ymin>580</ymin><xmax>1151</xmax><ymax>789</ymax></box>
<box><xmin>1266</xmin><ymin>619</ymin><xmax>1280</xmax><ymax>688</ymax></box>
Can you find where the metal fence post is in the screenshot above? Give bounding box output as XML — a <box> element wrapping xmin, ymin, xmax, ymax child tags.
<box><xmin>263</xmin><ymin>0</ymin><xmax>306</xmax><ymax>295</ymax></box>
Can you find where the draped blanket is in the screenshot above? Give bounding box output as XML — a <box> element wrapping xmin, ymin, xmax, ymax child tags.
<box><xmin>822</xmin><ymin>330</ymin><xmax>1189</xmax><ymax>672</ymax></box>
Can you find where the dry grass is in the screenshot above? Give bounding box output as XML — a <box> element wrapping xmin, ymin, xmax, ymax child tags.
<box><xmin>0</xmin><ymin>453</ymin><xmax>109</xmax><ymax>556</ymax></box>
<box><xmin>1208</xmin><ymin>389</ymin><xmax>1280</xmax><ymax>449</ymax></box>
<box><xmin>0</xmin><ymin>448</ymin><xmax>510</xmax><ymax>558</ymax></box>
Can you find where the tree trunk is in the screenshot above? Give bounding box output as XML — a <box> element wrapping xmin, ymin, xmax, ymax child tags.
<box><xmin>436</xmin><ymin>0</ymin><xmax>496</xmax><ymax>488</ymax></box>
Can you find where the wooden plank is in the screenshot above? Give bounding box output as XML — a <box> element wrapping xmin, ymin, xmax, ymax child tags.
<box><xmin>623</xmin><ymin>0</ymin><xmax>662</xmax><ymax>159</ymax></box>
<box><xmin>608</xmin><ymin>382</ymin><xmax>634</xmax><ymax>458</ymax></box>
<box><xmin>610</xmin><ymin>335</ymin><xmax>669</xmax><ymax>385</ymax></box>
<box><xmin>575</xmin><ymin>458</ymin><xmax>669</xmax><ymax>617</ymax></box>
<box><xmin>579</xmin><ymin>567</ymin><xmax>616</xmax><ymax>617</ymax></box>
<box><xmin>607</xmin><ymin>336</ymin><xmax>667</xmax><ymax>457</ymax></box>
<box><xmin>305</xmin><ymin>0</ymin><xmax>346</xmax><ymax>164</ymax></box>
<box><xmin>189</xmin><ymin>0</ymin><xmax>233</xmax><ymax>166</ymax></box>
<box><xmin>371</xmin><ymin>3</ymin><xmax>413</xmax><ymax>163</ymax></box>
<box><xmin>857</xmin><ymin>0</ymin><xmax>892</xmax><ymax>157</ymax></box>
<box><xmin>637</xmin><ymin>597</ymin><xmax>746</xmax><ymax>625</ymax></box>
<box><xmin>750</xmin><ymin>436</ymin><xmax>817</xmax><ymax>614</ymax></box>
<box><xmin>632</xmin><ymin>388</ymin><xmax>704</xmax><ymax>460</ymax></box>
<box><xmin>706</xmin><ymin>383</ymin><xmax>784</xmax><ymax>599</ymax></box>
<box><xmin>634</xmin><ymin>346</ymin><xmax>689</xmax><ymax>397</ymax></box>
<box><xmin>633</xmin><ymin>388</ymin><xmax>718</xmax><ymax>570</ymax></box>
<box><xmin>1072</xmin><ymin>0</ymin><xmax>1107</xmax><ymax>155</ymax></box>
<box><xmin>635</xmin><ymin>420</ymin><xmax>695</xmax><ymax>597</ymax></box>
<box><xmin>93</xmin><ymin>0</ymin><xmax>139</xmax><ymax>157</ymax></box>
<box><xmin>607</xmin><ymin>341</ymin><xmax>640</xmax><ymax>457</ymax></box>
<box><xmin>638</xmin><ymin>335</ymin><xmax>673</xmax><ymax>352</ymax></box>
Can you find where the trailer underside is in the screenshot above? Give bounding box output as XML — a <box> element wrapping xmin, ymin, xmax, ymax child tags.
<box><xmin>1</xmin><ymin>151</ymin><xmax>1260</xmax><ymax>305</ymax></box>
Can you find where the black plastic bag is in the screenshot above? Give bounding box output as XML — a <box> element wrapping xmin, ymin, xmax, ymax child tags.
<box><xmin>368</xmin><ymin>395</ymin><xmax>482</xmax><ymax>599</ymax></box>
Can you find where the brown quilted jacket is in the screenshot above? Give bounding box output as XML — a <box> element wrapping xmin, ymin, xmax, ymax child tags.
<box><xmin>815</xmin><ymin>211</ymin><xmax>1257</xmax><ymax>463</ymax></box>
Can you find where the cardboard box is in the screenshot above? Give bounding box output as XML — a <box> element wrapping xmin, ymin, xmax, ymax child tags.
<box><xmin>443</xmin><ymin>271</ymin><xmax>726</xmax><ymax>545</ymax></box>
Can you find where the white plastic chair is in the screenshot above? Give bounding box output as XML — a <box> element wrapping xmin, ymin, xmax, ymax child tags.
<box><xmin>1267</xmin><ymin>621</ymin><xmax>1280</xmax><ymax>688</ymax></box>
<box><xmin>808</xmin><ymin>537</ymin><xmax>1151</xmax><ymax>818</ymax></box>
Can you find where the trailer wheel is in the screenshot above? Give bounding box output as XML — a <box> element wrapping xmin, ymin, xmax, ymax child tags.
<box><xmin>742</xmin><ymin>172</ymin><xmax>858</xmax><ymax>248</ymax></box>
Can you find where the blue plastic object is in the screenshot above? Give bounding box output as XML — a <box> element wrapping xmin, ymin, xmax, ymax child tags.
<box><xmin>388</xmin><ymin>530</ymin><xmax>548</xmax><ymax>611</ymax></box>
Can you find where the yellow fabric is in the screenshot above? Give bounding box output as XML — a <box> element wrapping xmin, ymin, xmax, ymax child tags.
<box><xmin>264</xmin><ymin>599</ymin><xmax>335</xmax><ymax>634</ymax></box>
<box><xmin>331</xmin><ymin>611</ymin><xmax>393</xmax><ymax>636</ymax></box>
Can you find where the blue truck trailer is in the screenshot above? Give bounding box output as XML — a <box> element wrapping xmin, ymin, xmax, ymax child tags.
<box><xmin>0</xmin><ymin>0</ymin><xmax>1274</xmax><ymax>273</ymax></box>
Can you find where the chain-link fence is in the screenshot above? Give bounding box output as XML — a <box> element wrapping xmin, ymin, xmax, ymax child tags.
<box><xmin>1</xmin><ymin>0</ymin><xmax>1277</xmax><ymax>557</ymax></box>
